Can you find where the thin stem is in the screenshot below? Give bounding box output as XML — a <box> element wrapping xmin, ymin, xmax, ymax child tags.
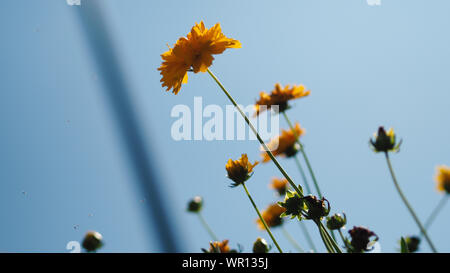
<box><xmin>294</xmin><ymin>155</ymin><xmax>312</xmax><ymax>194</ymax></box>
<box><xmin>319</xmin><ymin>221</ymin><xmax>342</xmax><ymax>253</ymax></box>
<box><xmin>207</xmin><ymin>69</ymin><xmax>302</xmax><ymax>197</ymax></box>
<box><xmin>315</xmin><ymin>220</ymin><xmax>334</xmax><ymax>253</ymax></box>
<box><xmin>242</xmin><ymin>183</ymin><xmax>283</xmax><ymax>253</ymax></box>
<box><xmin>298</xmin><ymin>221</ymin><xmax>317</xmax><ymax>252</ymax></box>
<box><xmin>384</xmin><ymin>152</ymin><xmax>438</xmax><ymax>253</ymax></box>
<box><xmin>207</xmin><ymin>68</ymin><xmax>333</xmax><ymax>253</ymax></box>
<box><xmin>282</xmin><ymin>112</ymin><xmax>322</xmax><ymax>198</ymax></box>
<box><xmin>338</xmin><ymin>229</ymin><xmax>351</xmax><ymax>251</ymax></box>
<box><xmin>420</xmin><ymin>195</ymin><xmax>448</xmax><ymax>237</ymax></box>
<box><xmin>197</xmin><ymin>212</ymin><xmax>218</xmax><ymax>241</ymax></box>
<box><xmin>282</xmin><ymin>111</ymin><xmax>337</xmax><ymax>242</ymax></box>
<box><xmin>281</xmin><ymin>226</ymin><xmax>304</xmax><ymax>253</ymax></box>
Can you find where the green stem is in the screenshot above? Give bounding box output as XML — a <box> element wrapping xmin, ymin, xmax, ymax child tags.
<box><xmin>319</xmin><ymin>221</ymin><xmax>342</xmax><ymax>253</ymax></box>
<box><xmin>281</xmin><ymin>226</ymin><xmax>304</xmax><ymax>253</ymax></box>
<box><xmin>384</xmin><ymin>152</ymin><xmax>438</xmax><ymax>253</ymax></box>
<box><xmin>315</xmin><ymin>220</ymin><xmax>334</xmax><ymax>253</ymax></box>
<box><xmin>338</xmin><ymin>229</ymin><xmax>351</xmax><ymax>251</ymax></box>
<box><xmin>207</xmin><ymin>69</ymin><xmax>302</xmax><ymax>197</ymax></box>
<box><xmin>294</xmin><ymin>155</ymin><xmax>312</xmax><ymax>194</ymax></box>
<box><xmin>197</xmin><ymin>212</ymin><xmax>218</xmax><ymax>241</ymax></box>
<box><xmin>420</xmin><ymin>194</ymin><xmax>448</xmax><ymax>237</ymax></box>
<box><xmin>207</xmin><ymin>68</ymin><xmax>333</xmax><ymax>253</ymax></box>
<box><xmin>282</xmin><ymin>112</ymin><xmax>322</xmax><ymax>198</ymax></box>
<box><xmin>242</xmin><ymin>183</ymin><xmax>283</xmax><ymax>253</ymax></box>
<box><xmin>298</xmin><ymin>221</ymin><xmax>317</xmax><ymax>252</ymax></box>
<box><xmin>282</xmin><ymin>111</ymin><xmax>337</xmax><ymax>242</ymax></box>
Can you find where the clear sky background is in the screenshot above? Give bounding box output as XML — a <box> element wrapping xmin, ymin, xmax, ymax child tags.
<box><xmin>0</xmin><ymin>0</ymin><xmax>449</xmax><ymax>253</ymax></box>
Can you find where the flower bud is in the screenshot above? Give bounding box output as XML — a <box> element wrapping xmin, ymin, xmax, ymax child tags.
<box><xmin>252</xmin><ymin>237</ymin><xmax>269</xmax><ymax>253</ymax></box>
<box><xmin>187</xmin><ymin>196</ymin><xmax>203</xmax><ymax>213</ymax></box>
<box><xmin>404</xmin><ymin>236</ymin><xmax>420</xmax><ymax>253</ymax></box>
<box><xmin>369</xmin><ymin>126</ymin><xmax>401</xmax><ymax>153</ymax></box>
<box><xmin>326</xmin><ymin>213</ymin><xmax>347</xmax><ymax>230</ymax></box>
<box><xmin>348</xmin><ymin>226</ymin><xmax>378</xmax><ymax>253</ymax></box>
<box><xmin>303</xmin><ymin>195</ymin><xmax>330</xmax><ymax>220</ymax></box>
<box><xmin>82</xmin><ymin>231</ymin><xmax>103</xmax><ymax>252</ymax></box>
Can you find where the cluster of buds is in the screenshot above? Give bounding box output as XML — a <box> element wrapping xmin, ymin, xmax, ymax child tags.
<box><xmin>278</xmin><ymin>191</ymin><xmax>330</xmax><ymax>221</ymax></box>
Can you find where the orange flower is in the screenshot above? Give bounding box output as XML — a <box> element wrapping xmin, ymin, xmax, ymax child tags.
<box><xmin>261</xmin><ymin>123</ymin><xmax>305</xmax><ymax>162</ymax></box>
<box><xmin>158</xmin><ymin>21</ymin><xmax>241</xmax><ymax>95</ymax></box>
<box><xmin>256</xmin><ymin>204</ymin><xmax>286</xmax><ymax>229</ymax></box>
<box><xmin>435</xmin><ymin>165</ymin><xmax>450</xmax><ymax>194</ymax></box>
<box><xmin>254</xmin><ymin>83</ymin><xmax>310</xmax><ymax>116</ymax></box>
<box><xmin>225</xmin><ymin>154</ymin><xmax>258</xmax><ymax>187</ymax></box>
<box><xmin>208</xmin><ymin>240</ymin><xmax>231</xmax><ymax>253</ymax></box>
<box><xmin>269</xmin><ymin>177</ymin><xmax>289</xmax><ymax>196</ymax></box>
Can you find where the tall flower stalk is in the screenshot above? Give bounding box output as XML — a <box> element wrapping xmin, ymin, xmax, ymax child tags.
<box><xmin>207</xmin><ymin>69</ymin><xmax>340</xmax><ymax>252</ymax></box>
<box><xmin>370</xmin><ymin>127</ymin><xmax>437</xmax><ymax>252</ymax></box>
<box><xmin>242</xmin><ymin>183</ymin><xmax>283</xmax><ymax>253</ymax></box>
<box><xmin>384</xmin><ymin>153</ymin><xmax>437</xmax><ymax>252</ymax></box>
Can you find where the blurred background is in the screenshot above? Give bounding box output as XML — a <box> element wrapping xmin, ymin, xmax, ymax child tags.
<box><xmin>0</xmin><ymin>0</ymin><xmax>449</xmax><ymax>253</ymax></box>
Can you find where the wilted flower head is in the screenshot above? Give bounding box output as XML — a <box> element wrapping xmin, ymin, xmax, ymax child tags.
<box><xmin>326</xmin><ymin>213</ymin><xmax>347</xmax><ymax>230</ymax></box>
<box><xmin>278</xmin><ymin>190</ymin><xmax>305</xmax><ymax>220</ymax></box>
<box><xmin>302</xmin><ymin>195</ymin><xmax>330</xmax><ymax>220</ymax></box>
<box><xmin>370</xmin><ymin>126</ymin><xmax>401</xmax><ymax>153</ymax></box>
<box><xmin>253</xmin><ymin>237</ymin><xmax>269</xmax><ymax>253</ymax></box>
<box><xmin>261</xmin><ymin>123</ymin><xmax>305</xmax><ymax>163</ymax></box>
<box><xmin>348</xmin><ymin>226</ymin><xmax>378</xmax><ymax>253</ymax></box>
<box><xmin>254</xmin><ymin>83</ymin><xmax>310</xmax><ymax>116</ymax></box>
<box><xmin>187</xmin><ymin>196</ymin><xmax>203</xmax><ymax>213</ymax></box>
<box><xmin>82</xmin><ymin>231</ymin><xmax>103</xmax><ymax>252</ymax></box>
<box><xmin>256</xmin><ymin>203</ymin><xmax>286</xmax><ymax>230</ymax></box>
<box><xmin>435</xmin><ymin>165</ymin><xmax>450</xmax><ymax>194</ymax></box>
<box><xmin>203</xmin><ymin>239</ymin><xmax>233</xmax><ymax>253</ymax></box>
<box><xmin>158</xmin><ymin>21</ymin><xmax>241</xmax><ymax>94</ymax></box>
<box><xmin>270</xmin><ymin>177</ymin><xmax>290</xmax><ymax>196</ymax></box>
<box><xmin>403</xmin><ymin>236</ymin><xmax>420</xmax><ymax>253</ymax></box>
<box><xmin>225</xmin><ymin>154</ymin><xmax>258</xmax><ymax>187</ymax></box>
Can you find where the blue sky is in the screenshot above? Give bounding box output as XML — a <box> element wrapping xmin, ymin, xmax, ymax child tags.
<box><xmin>0</xmin><ymin>0</ymin><xmax>449</xmax><ymax>253</ymax></box>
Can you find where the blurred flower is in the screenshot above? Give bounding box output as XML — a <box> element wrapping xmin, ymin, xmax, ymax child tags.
<box><xmin>278</xmin><ymin>190</ymin><xmax>305</xmax><ymax>220</ymax></box>
<box><xmin>253</xmin><ymin>237</ymin><xmax>270</xmax><ymax>253</ymax></box>
<box><xmin>369</xmin><ymin>126</ymin><xmax>401</xmax><ymax>153</ymax></box>
<box><xmin>435</xmin><ymin>165</ymin><xmax>450</xmax><ymax>194</ymax></box>
<box><xmin>302</xmin><ymin>195</ymin><xmax>330</xmax><ymax>220</ymax></box>
<box><xmin>225</xmin><ymin>154</ymin><xmax>258</xmax><ymax>187</ymax></box>
<box><xmin>326</xmin><ymin>213</ymin><xmax>347</xmax><ymax>230</ymax></box>
<box><xmin>158</xmin><ymin>21</ymin><xmax>241</xmax><ymax>94</ymax></box>
<box><xmin>187</xmin><ymin>196</ymin><xmax>203</xmax><ymax>213</ymax></box>
<box><xmin>256</xmin><ymin>204</ymin><xmax>286</xmax><ymax>230</ymax></box>
<box><xmin>254</xmin><ymin>83</ymin><xmax>310</xmax><ymax>116</ymax></box>
<box><xmin>403</xmin><ymin>236</ymin><xmax>420</xmax><ymax>253</ymax></box>
<box><xmin>270</xmin><ymin>177</ymin><xmax>289</xmax><ymax>196</ymax></box>
<box><xmin>348</xmin><ymin>226</ymin><xmax>378</xmax><ymax>253</ymax></box>
<box><xmin>261</xmin><ymin>123</ymin><xmax>305</xmax><ymax>163</ymax></box>
<box><xmin>202</xmin><ymin>239</ymin><xmax>235</xmax><ymax>253</ymax></box>
<box><xmin>82</xmin><ymin>231</ymin><xmax>103</xmax><ymax>252</ymax></box>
